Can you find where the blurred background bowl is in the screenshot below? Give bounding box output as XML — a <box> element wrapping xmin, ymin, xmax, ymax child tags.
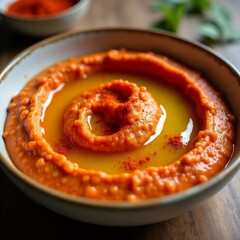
<box><xmin>0</xmin><ymin>0</ymin><xmax>91</xmax><ymax>36</ymax></box>
<box><xmin>0</xmin><ymin>29</ymin><xmax>239</xmax><ymax>226</ymax></box>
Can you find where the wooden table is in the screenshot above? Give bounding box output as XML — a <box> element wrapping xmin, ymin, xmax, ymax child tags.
<box><xmin>0</xmin><ymin>0</ymin><xmax>239</xmax><ymax>239</ymax></box>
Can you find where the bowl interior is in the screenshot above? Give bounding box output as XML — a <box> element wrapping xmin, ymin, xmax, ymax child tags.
<box><xmin>0</xmin><ymin>29</ymin><xmax>239</xmax><ymax>206</ymax></box>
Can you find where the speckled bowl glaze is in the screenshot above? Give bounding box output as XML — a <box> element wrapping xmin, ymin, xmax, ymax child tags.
<box><xmin>0</xmin><ymin>29</ymin><xmax>239</xmax><ymax>226</ymax></box>
<box><xmin>0</xmin><ymin>0</ymin><xmax>90</xmax><ymax>36</ymax></box>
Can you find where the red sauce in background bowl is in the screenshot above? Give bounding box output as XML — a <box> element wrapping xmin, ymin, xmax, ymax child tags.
<box><xmin>6</xmin><ymin>0</ymin><xmax>76</xmax><ymax>18</ymax></box>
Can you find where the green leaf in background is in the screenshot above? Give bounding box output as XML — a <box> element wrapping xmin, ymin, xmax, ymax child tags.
<box><xmin>211</xmin><ymin>3</ymin><xmax>231</xmax><ymax>30</ymax></box>
<box><xmin>199</xmin><ymin>22</ymin><xmax>221</xmax><ymax>41</ymax></box>
<box><xmin>151</xmin><ymin>0</ymin><xmax>210</xmax><ymax>33</ymax></box>
<box><xmin>151</xmin><ymin>0</ymin><xmax>240</xmax><ymax>44</ymax></box>
<box><xmin>188</xmin><ymin>0</ymin><xmax>211</xmax><ymax>13</ymax></box>
<box><xmin>224</xmin><ymin>27</ymin><xmax>240</xmax><ymax>42</ymax></box>
<box><xmin>160</xmin><ymin>4</ymin><xmax>185</xmax><ymax>32</ymax></box>
<box><xmin>199</xmin><ymin>3</ymin><xmax>240</xmax><ymax>43</ymax></box>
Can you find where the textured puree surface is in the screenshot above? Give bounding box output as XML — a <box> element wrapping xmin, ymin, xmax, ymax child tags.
<box><xmin>42</xmin><ymin>71</ymin><xmax>201</xmax><ymax>174</ymax></box>
<box><xmin>3</xmin><ymin>50</ymin><xmax>235</xmax><ymax>201</ymax></box>
<box><xmin>63</xmin><ymin>79</ymin><xmax>161</xmax><ymax>152</ymax></box>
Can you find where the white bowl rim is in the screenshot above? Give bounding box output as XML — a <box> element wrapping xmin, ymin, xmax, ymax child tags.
<box><xmin>0</xmin><ymin>27</ymin><xmax>239</xmax><ymax>210</ymax></box>
<box><xmin>0</xmin><ymin>0</ymin><xmax>90</xmax><ymax>21</ymax></box>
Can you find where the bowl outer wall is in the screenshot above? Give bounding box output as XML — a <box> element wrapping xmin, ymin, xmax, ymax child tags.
<box><xmin>0</xmin><ymin>29</ymin><xmax>239</xmax><ymax>226</ymax></box>
<box><xmin>0</xmin><ymin>152</ymin><xmax>239</xmax><ymax>226</ymax></box>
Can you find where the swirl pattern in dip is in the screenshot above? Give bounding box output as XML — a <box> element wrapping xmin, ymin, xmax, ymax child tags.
<box><xmin>3</xmin><ymin>50</ymin><xmax>235</xmax><ymax>201</ymax></box>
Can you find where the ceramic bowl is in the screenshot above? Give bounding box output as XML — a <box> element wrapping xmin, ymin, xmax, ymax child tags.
<box><xmin>0</xmin><ymin>0</ymin><xmax>90</xmax><ymax>36</ymax></box>
<box><xmin>0</xmin><ymin>29</ymin><xmax>239</xmax><ymax>226</ymax></box>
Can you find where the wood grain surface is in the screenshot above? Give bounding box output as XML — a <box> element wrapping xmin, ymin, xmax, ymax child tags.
<box><xmin>0</xmin><ymin>0</ymin><xmax>239</xmax><ymax>239</ymax></box>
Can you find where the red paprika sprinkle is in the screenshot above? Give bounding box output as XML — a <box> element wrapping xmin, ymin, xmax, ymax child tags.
<box><xmin>167</xmin><ymin>135</ymin><xmax>183</xmax><ymax>150</ymax></box>
<box><xmin>53</xmin><ymin>139</ymin><xmax>71</xmax><ymax>155</ymax></box>
<box><xmin>122</xmin><ymin>156</ymin><xmax>151</xmax><ymax>171</ymax></box>
<box><xmin>122</xmin><ymin>160</ymin><xmax>137</xmax><ymax>171</ymax></box>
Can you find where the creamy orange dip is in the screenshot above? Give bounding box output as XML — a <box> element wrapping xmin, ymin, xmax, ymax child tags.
<box><xmin>3</xmin><ymin>50</ymin><xmax>235</xmax><ymax>201</ymax></box>
<box><xmin>64</xmin><ymin>79</ymin><xmax>161</xmax><ymax>152</ymax></box>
